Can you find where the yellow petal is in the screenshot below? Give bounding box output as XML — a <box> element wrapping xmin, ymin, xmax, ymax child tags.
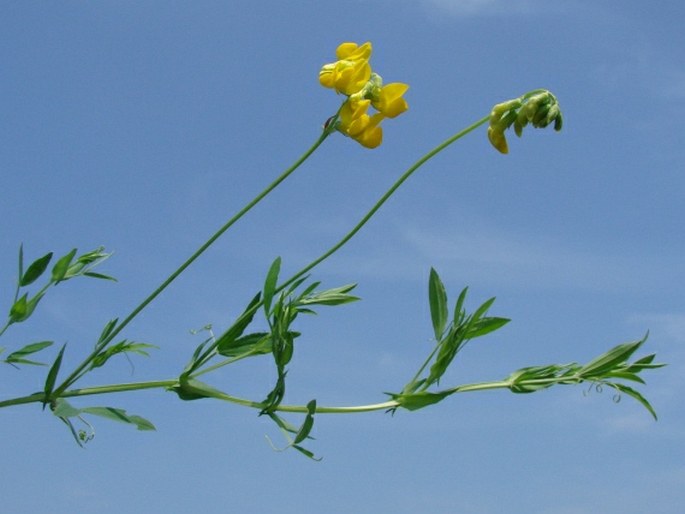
<box><xmin>336</xmin><ymin>41</ymin><xmax>372</xmax><ymax>61</ymax></box>
<box><xmin>374</xmin><ymin>83</ymin><xmax>409</xmax><ymax>118</ymax></box>
<box><xmin>356</xmin><ymin>126</ymin><xmax>383</xmax><ymax>148</ymax></box>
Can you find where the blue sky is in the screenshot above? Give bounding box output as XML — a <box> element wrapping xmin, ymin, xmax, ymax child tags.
<box><xmin>1</xmin><ymin>1</ymin><xmax>684</xmax><ymax>513</ymax></box>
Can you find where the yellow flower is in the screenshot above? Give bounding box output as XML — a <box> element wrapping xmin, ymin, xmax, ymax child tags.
<box><xmin>319</xmin><ymin>42</ymin><xmax>372</xmax><ymax>96</ymax></box>
<box><xmin>338</xmin><ymin>99</ymin><xmax>385</xmax><ymax>149</ymax></box>
<box><xmin>371</xmin><ymin>82</ymin><xmax>409</xmax><ymax>118</ymax></box>
<box><xmin>320</xmin><ymin>41</ymin><xmax>408</xmax><ymax>149</ymax></box>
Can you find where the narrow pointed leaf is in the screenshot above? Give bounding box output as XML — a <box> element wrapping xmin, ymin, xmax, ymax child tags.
<box><xmin>20</xmin><ymin>252</ymin><xmax>53</xmax><ymax>286</ymax></box>
<box><xmin>428</xmin><ymin>268</ymin><xmax>448</xmax><ymax>340</ymax></box>
<box><xmin>214</xmin><ymin>292</ymin><xmax>261</xmax><ymax>352</ymax></box>
<box><xmin>263</xmin><ymin>257</ymin><xmax>281</xmax><ymax>315</ymax></box>
<box><xmin>97</xmin><ymin>318</ymin><xmax>119</xmax><ymax>344</ymax></box>
<box><xmin>81</xmin><ymin>407</ymin><xmax>156</xmax><ymax>431</ymax></box>
<box><xmin>5</xmin><ymin>340</ymin><xmax>53</xmax><ymax>366</ymax></box>
<box><xmin>217</xmin><ymin>332</ymin><xmax>271</xmax><ymax>357</ymax></box>
<box><xmin>465</xmin><ymin>316</ymin><xmax>510</xmax><ymax>339</ymax></box>
<box><xmin>51</xmin><ymin>248</ymin><xmax>78</xmax><ymax>283</ymax></box>
<box><xmin>293</xmin><ymin>399</ymin><xmax>316</xmax><ymax>444</ymax></box>
<box><xmin>82</xmin><ymin>271</ymin><xmax>117</xmax><ymax>282</ymax></box>
<box><xmin>9</xmin><ymin>294</ymin><xmax>28</xmax><ymax>322</ymax></box>
<box><xmin>44</xmin><ymin>344</ymin><xmax>66</xmax><ymax>398</ymax></box>
<box><xmin>579</xmin><ymin>340</ymin><xmax>644</xmax><ymax>377</ymax></box>
<box><xmin>453</xmin><ymin>287</ymin><xmax>468</xmax><ymax>325</ymax></box>
<box><xmin>392</xmin><ymin>390</ymin><xmax>453</xmax><ymax>411</ymax></box>
<box><xmin>610</xmin><ymin>383</ymin><xmax>659</xmax><ymax>420</ymax></box>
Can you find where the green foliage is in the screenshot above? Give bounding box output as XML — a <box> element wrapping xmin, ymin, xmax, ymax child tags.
<box><xmin>2</xmin><ymin>341</ymin><xmax>53</xmax><ymax>367</ymax></box>
<box><xmin>89</xmin><ymin>340</ymin><xmax>158</xmax><ymax>371</ymax></box>
<box><xmin>504</xmin><ymin>334</ymin><xmax>665</xmax><ymax>419</ymax></box>
<box><xmin>388</xmin><ymin>270</ymin><xmax>663</xmax><ymax>420</ymax></box>
<box><xmin>266</xmin><ymin>400</ymin><xmax>321</xmax><ymax>460</ymax></box>
<box><xmin>0</xmin><ymin>85</ymin><xmax>666</xmax><ymax>458</ymax></box>
<box><xmin>51</xmin><ymin>398</ymin><xmax>154</xmax><ymax>447</ymax></box>
<box><xmin>1</xmin><ymin>246</ymin><xmax>115</xmax><ymax>341</ymax></box>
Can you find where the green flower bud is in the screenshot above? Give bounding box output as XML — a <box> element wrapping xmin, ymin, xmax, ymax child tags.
<box><xmin>487</xmin><ymin>89</ymin><xmax>563</xmax><ymax>153</ymax></box>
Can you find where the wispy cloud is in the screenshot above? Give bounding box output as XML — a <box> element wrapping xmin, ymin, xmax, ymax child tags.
<box><xmin>321</xmin><ymin>219</ymin><xmax>674</xmax><ymax>294</ymax></box>
<box><xmin>418</xmin><ymin>0</ymin><xmax>560</xmax><ymax>17</ymax></box>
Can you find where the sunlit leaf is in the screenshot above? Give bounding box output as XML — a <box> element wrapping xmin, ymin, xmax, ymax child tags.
<box><xmin>263</xmin><ymin>257</ymin><xmax>281</xmax><ymax>315</ymax></box>
<box><xmin>4</xmin><ymin>340</ymin><xmax>53</xmax><ymax>366</ymax></box>
<box><xmin>428</xmin><ymin>268</ymin><xmax>448</xmax><ymax>340</ymax></box>
<box><xmin>82</xmin><ymin>271</ymin><xmax>117</xmax><ymax>282</ymax></box>
<box><xmin>391</xmin><ymin>390</ymin><xmax>453</xmax><ymax>411</ymax></box>
<box><xmin>578</xmin><ymin>339</ymin><xmax>644</xmax><ymax>377</ymax></box>
<box><xmin>20</xmin><ymin>252</ymin><xmax>53</xmax><ymax>286</ymax></box>
<box><xmin>299</xmin><ymin>284</ymin><xmax>360</xmax><ymax>306</ymax></box>
<box><xmin>97</xmin><ymin>318</ymin><xmax>119</xmax><ymax>344</ymax></box>
<box><xmin>217</xmin><ymin>332</ymin><xmax>271</xmax><ymax>357</ymax></box>
<box><xmin>44</xmin><ymin>344</ymin><xmax>66</xmax><ymax>399</ymax></box>
<box><xmin>51</xmin><ymin>248</ymin><xmax>77</xmax><ymax>283</ymax></box>
<box><xmin>464</xmin><ymin>316</ymin><xmax>510</xmax><ymax>339</ymax></box>
<box><xmin>89</xmin><ymin>341</ymin><xmax>158</xmax><ymax>370</ymax></box>
<box><xmin>293</xmin><ymin>399</ymin><xmax>316</xmax><ymax>444</ymax></box>
<box><xmin>81</xmin><ymin>406</ymin><xmax>156</xmax><ymax>431</ymax></box>
<box><xmin>609</xmin><ymin>382</ymin><xmax>659</xmax><ymax>420</ymax></box>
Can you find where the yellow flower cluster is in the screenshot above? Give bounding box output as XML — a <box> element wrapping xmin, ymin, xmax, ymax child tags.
<box><xmin>319</xmin><ymin>42</ymin><xmax>409</xmax><ymax>148</ymax></box>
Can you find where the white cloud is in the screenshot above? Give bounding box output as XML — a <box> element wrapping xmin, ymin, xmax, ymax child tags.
<box><xmin>399</xmin><ymin>222</ymin><xmax>663</xmax><ymax>292</ymax></box>
<box><xmin>316</xmin><ymin>217</ymin><xmax>678</xmax><ymax>294</ymax></box>
<box><xmin>418</xmin><ymin>0</ymin><xmax>558</xmax><ymax>17</ymax></box>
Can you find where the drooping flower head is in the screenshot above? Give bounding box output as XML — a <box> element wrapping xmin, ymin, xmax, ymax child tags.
<box><xmin>320</xmin><ymin>41</ymin><xmax>408</xmax><ymax>148</ymax></box>
<box><xmin>487</xmin><ymin>90</ymin><xmax>563</xmax><ymax>154</ymax></box>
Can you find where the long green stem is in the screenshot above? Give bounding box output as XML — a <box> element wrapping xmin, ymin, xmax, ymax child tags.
<box><xmin>279</xmin><ymin>115</ymin><xmax>491</xmax><ymax>292</ymax></box>
<box><xmin>50</xmin><ymin>128</ymin><xmax>333</xmax><ymax>399</ymax></box>
<box><xmin>188</xmin><ymin>114</ymin><xmax>492</xmax><ymax>374</ymax></box>
<box><xmin>0</xmin><ymin>374</ymin><xmax>580</xmax><ymax>414</ymax></box>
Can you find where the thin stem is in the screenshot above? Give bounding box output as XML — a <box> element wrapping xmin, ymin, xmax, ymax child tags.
<box><xmin>0</xmin><ymin>372</ymin><xmax>587</xmax><ymax>414</ymax></box>
<box><xmin>189</xmin><ymin>114</ymin><xmax>492</xmax><ymax>374</ymax></box>
<box><xmin>279</xmin><ymin>115</ymin><xmax>491</xmax><ymax>293</ymax></box>
<box><xmin>51</xmin><ymin>128</ymin><xmax>333</xmax><ymax>398</ymax></box>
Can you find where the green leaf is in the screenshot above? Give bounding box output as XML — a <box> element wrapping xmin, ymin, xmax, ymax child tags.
<box><xmin>261</xmin><ymin>372</ymin><xmax>287</xmax><ymax>414</ymax></box>
<box><xmin>5</xmin><ymin>340</ymin><xmax>53</xmax><ymax>366</ymax></box>
<box><xmin>44</xmin><ymin>344</ymin><xmax>66</xmax><ymax>399</ymax></box>
<box><xmin>171</xmin><ymin>377</ymin><xmax>225</xmax><ymax>401</ymax></box>
<box><xmin>20</xmin><ymin>252</ymin><xmax>53</xmax><ymax>286</ymax></box>
<box><xmin>89</xmin><ymin>340</ymin><xmax>158</xmax><ymax>370</ymax></box>
<box><xmin>51</xmin><ymin>248</ymin><xmax>78</xmax><ymax>283</ymax></box>
<box><xmin>298</xmin><ymin>284</ymin><xmax>360</xmax><ymax>307</ymax></box>
<box><xmin>453</xmin><ymin>287</ymin><xmax>469</xmax><ymax>325</ymax></box>
<box><xmin>217</xmin><ymin>332</ymin><xmax>271</xmax><ymax>357</ymax></box>
<box><xmin>391</xmin><ymin>390</ymin><xmax>453</xmax><ymax>411</ymax></box>
<box><xmin>470</xmin><ymin>297</ymin><xmax>496</xmax><ymax>323</ymax></box>
<box><xmin>51</xmin><ymin>398</ymin><xmax>82</xmax><ymax>418</ymax></box>
<box><xmin>17</xmin><ymin>244</ymin><xmax>25</xmax><ymax>287</ymax></box>
<box><xmin>293</xmin><ymin>399</ymin><xmax>316</xmax><ymax>444</ymax></box>
<box><xmin>9</xmin><ymin>293</ymin><xmax>29</xmax><ymax>322</ymax></box>
<box><xmin>82</xmin><ymin>271</ymin><xmax>117</xmax><ymax>282</ymax></box>
<box><xmin>464</xmin><ymin>316</ymin><xmax>510</xmax><ymax>339</ymax></box>
<box><xmin>609</xmin><ymin>382</ymin><xmax>659</xmax><ymax>420</ymax></box>
<box><xmin>81</xmin><ymin>407</ymin><xmax>156</xmax><ymax>431</ymax></box>
<box><xmin>97</xmin><ymin>318</ymin><xmax>119</xmax><ymax>344</ymax></box>
<box><xmin>428</xmin><ymin>268</ymin><xmax>449</xmax><ymax>340</ymax></box>
<box><xmin>263</xmin><ymin>257</ymin><xmax>282</xmax><ymax>315</ymax></box>
<box><xmin>292</xmin><ymin>444</ymin><xmax>322</xmax><ymax>461</ymax></box>
<box><xmin>214</xmin><ymin>293</ymin><xmax>261</xmax><ymax>353</ymax></box>
<box><xmin>295</xmin><ymin>278</ymin><xmax>318</xmax><ymax>298</ymax></box>
<box><xmin>578</xmin><ymin>339</ymin><xmax>644</xmax><ymax>377</ymax></box>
